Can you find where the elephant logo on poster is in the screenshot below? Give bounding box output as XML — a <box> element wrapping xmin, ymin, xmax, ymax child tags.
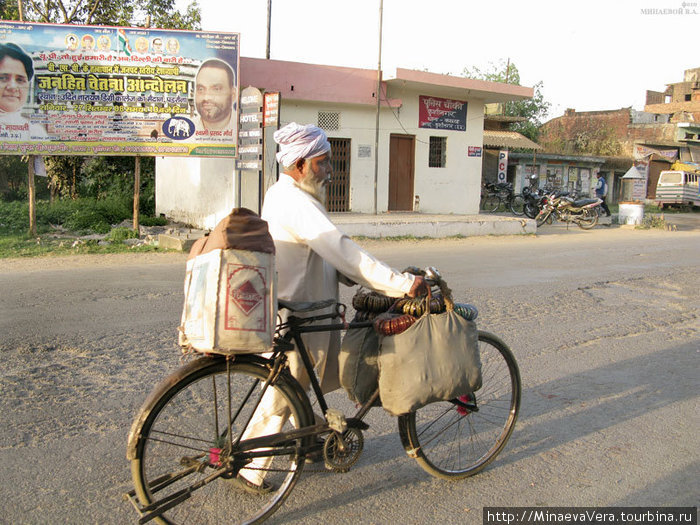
<box><xmin>163</xmin><ymin>117</ymin><xmax>195</xmax><ymax>140</ymax></box>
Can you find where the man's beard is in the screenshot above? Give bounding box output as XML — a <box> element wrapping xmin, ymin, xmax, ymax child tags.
<box><xmin>196</xmin><ymin>97</ymin><xmax>232</xmax><ymax>124</ymax></box>
<box><xmin>297</xmin><ymin>166</ymin><xmax>328</xmax><ymax>206</ymax></box>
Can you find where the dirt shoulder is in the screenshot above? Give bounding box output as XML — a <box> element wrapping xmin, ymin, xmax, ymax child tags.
<box><xmin>0</xmin><ymin>251</ymin><xmax>188</xmax><ymax>273</ymax></box>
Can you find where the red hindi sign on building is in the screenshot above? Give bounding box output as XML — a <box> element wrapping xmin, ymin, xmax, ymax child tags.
<box><xmin>418</xmin><ymin>95</ymin><xmax>467</xmax><ymax>131</ymax></box>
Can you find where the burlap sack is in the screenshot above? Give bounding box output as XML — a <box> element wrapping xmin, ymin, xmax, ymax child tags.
<box><xmin>339</xmin><ymin>327</ymin><xmax>381</xmax><ymax>405</ymax></box>
<box><xmin>179</xmin><ymin>208</ymin><xmax>277</xmax><ymax>354</ymax></box>
<box><xmin>378</xmin><ymin>308</ymin><xmax>481</xmax><ymax>416</ymax></box>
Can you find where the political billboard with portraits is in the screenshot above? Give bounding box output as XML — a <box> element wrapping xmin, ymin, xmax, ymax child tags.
<box><xmin>0</xmin><ymin>21</ymin><xmax>239</xmax><ymax>157</ymax></box>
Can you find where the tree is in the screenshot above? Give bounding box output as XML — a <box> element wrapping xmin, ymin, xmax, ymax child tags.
<box><xmin>3</xmin><ymin>0</ymin><xmax>201</xmax><ymax>227</ymax></box>
<box><xmin>16</xmin><ymin>0</ymin><xmax>201</xmax><ymax>29</ymax></box>
<box><xmin>0</xmin><ymin>156</ymin><xmax>30</xmax><ymax>200</ymax></box>
<box><xmin>463</xmin><ymin>60</ymin><xmax>550</xmax><ymax>142</ymax></box>
<box><xmin>540</xmin><ymin>120</ymin><xmax>621</xmax><ymax>157</ymax></box>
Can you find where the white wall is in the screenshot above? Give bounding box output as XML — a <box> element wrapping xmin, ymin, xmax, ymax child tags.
<box><xmin>382</xmin><ymin>85</ymin><xmax>485</xmax><ymax>214</ymax></box>
<box><xmin>279</xmin><ymin>95</ymin><xmax>485</xmax><ymax>214</ymax></box>
<box><xmin>155</xmin><ymin>156</ymin><xmax>236</xmax><ymax>229</ymax></box>
<box><xmin>155</xmin><ymin>91</ymin><xmax>486</xmax><ymax>227</ymax></box>
<box><xmin>276</xmin><ymin>101</ymin><xmax>379</xmax><ymax>213</ymax></box>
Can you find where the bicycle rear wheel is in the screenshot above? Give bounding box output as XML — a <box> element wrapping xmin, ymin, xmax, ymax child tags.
<box><xmin>130</xmin><ymin>356</ymin><xmax>313</xmax><ymax>525</ymax></box>
<box><xmin>481</xmin><ymin>194</ymin><xmax>501</xmax><ymax>213</ymax></box>
<box><xmin>397</xmin><ymin>331</ymin><xmax>520</xmax><ymax>480</ymax></box>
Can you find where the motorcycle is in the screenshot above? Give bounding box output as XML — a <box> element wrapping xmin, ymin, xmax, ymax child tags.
<box><xmin>522</xmin><ymin>175</ymin><xmax>546</xmax><ymax>219</ymax></box>
<box><xmin>535</xmin><ymin>190</ymin><xmax>602</xmax><ymax>229</ymax></box>
<box><xmin>522</xmin><ymin>185</ymin><xmax>546</xmax><ymax>219</ymax></box>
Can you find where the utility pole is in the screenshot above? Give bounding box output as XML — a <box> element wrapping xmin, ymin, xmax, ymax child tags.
<box><xmin>373</xmin><ymin>0</ymin><xmax>383</xmax><ymax>215</ymax></box>
<box><xmin>134</xmin><ymin>15</ymin><xmax>152</xmax><ymax>234</ymax></box>
<box><xmin>266</xmin><ymin>0</ymin><xmax>272</xmax><ymax>59</ymax></box>
<box><xmin>503</xmin><ymin>57</ymin><xmax>510</xmax><ymax>116</ymax></box>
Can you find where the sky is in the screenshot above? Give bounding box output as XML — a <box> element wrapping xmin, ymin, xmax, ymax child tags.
<box><xmin>196</xmin><ymin>0</ymin><xmax>698</xmax><ymax>121</ymax></box>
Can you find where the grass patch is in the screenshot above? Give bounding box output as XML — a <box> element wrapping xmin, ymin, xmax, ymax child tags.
<box><xmin>0</xmin><ymin>197</ymin><xmax>162</xmax><ymax>235</ymax></box>
<box><xmin>353</xmin><ymin>234</ymin><xmax>477</xmax><ymax>242</ymax></box>
<box><xmin>0</xmin><ymin>197</ymin><xmax>172</xmax><ymax>258</ymax></box>
<box><xmin>0</xmin><ymin>232</ymin><xmax>167</xmax><ymax>258</ymax></box>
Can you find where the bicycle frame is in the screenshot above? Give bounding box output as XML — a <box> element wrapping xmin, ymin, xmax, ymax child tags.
<box><xmin>231</xmin><ymin>305</ymin><xmax>474</xmax><ymax>461</ymax></box>
<box><xmin>231</xmin><ymin>310</ymin><xmax>377</xmax><ymax>460</ymax></box>
<box><xmin>125</xmin><ymin>298</ymin><xmax>489</xmax><ymax>524</ymax></box>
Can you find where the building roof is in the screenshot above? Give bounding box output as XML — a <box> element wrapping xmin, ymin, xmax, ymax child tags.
<box><xmin>484</xmin><ymin>114</ymin><xmax>527</xmax><ymax>123</ymax></box>
<box><xmin>239</xmin><ymin>58</ymin><xmax>534</xmax><ymax>108</ymax></box>
<box><xmin>483</xmin><ymin>130</ymin><xmax>541</xmax><ymax>150</ymax></box>
<box><xmin>509</xmin><ymin>152</ymin><xmax>606</xmax><ymax>164</ymax></box>
<box><xmin>386</xmin><ymin>68</ymin><xmax>534</xmax><ymax>103</ymax></box>
<box><xmin>240</xmin><ymin>57</ymin><xmax>397</xmax><ymax>107</ymax></box>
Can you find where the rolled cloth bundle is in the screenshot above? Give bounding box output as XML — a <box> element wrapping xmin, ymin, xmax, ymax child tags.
<box><xmin>274</xmin><ymin>122</ymin><xmax>331</xmax><ymax>167</ymax></box>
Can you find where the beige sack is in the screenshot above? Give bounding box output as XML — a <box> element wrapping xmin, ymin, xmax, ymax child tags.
<box><xmin>178</xmin><ymin>208</ymin><xmax>277</xmax><ymax>354</ymax></box>
<box><xmin>378</xmin><ymin>309</ymin><xmax>481</xmax><ymax>416</ymax></box>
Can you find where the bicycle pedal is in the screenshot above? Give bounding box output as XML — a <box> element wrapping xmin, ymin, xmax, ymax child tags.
<box><xmin>325</xmin><ymin>408</ymin><xmax>347</xmax><ymax>433</ymax></box>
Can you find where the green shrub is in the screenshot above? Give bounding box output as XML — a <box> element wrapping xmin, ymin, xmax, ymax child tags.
<box><xmin>0</xmin><ymin>201</ymin><xmax>29</xmax><ymax>232</ymax></box>
<box><xmin>1</xmin><ymin>196</ymin><xmax>167</xmax><ymax>235</ymax></box>
<box><xmin>105</xmin><ymin>227</ymin><xmax>139</xmax><ymax>242</ymax></box>
<box><xmin>636</xmin><ymin>214</ymin><xmax>668</xmax><ymax>230</ymax></box>
<box><xmin>63</xmin><ymin>207</ymin><xmax>111</xmax><ymax>233</ymax></box>
<box><xmin>37</xmin><ymin>199</ymin><xmax>77</xmax><ymax>226</ymax></box>
<box><xmin>140</xmin><ymin>215</ymin><xmax>168</xmax><ymax>226</ymax></box>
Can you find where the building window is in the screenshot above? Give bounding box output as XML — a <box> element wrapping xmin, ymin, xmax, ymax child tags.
<box><xmin>429</xmin><ymin>136</ymin><xmax>447</xmax><ymax>168</ymax></box>
<box><xmin>318</xmin><ymin>111</ymin><xmax>340</xmax><ymax>130</ymax></box>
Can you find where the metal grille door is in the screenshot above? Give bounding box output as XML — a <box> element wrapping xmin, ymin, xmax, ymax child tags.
<box><xmin>327</xmin><ymin>138</ymin><xmax>351</xmax><ymax>212</ymax></box>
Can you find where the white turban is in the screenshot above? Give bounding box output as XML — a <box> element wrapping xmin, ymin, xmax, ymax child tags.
<box><xmin>274</xmin><ymin>123</ymin><xmax>331</xmax><ymax>168</ymax></box>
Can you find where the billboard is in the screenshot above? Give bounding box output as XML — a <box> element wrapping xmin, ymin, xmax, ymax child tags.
<box><xmin>0</xmin><ymin>21</ymin><xmax>239</xmax><ymax>157</ymax></box>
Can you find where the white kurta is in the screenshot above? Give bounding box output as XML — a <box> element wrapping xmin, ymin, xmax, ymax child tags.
<box><xmin>242</xmin><ymin>174</ymin><xmax>414</xmax><ymax>483</ymax></box>
<box><xmin>262</xmin><ymin>174</ymin><xmax>414</xmax><ymax>388</ymax></box>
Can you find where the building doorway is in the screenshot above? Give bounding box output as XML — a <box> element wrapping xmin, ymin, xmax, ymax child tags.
<box><xmin>327</xmin><ymin>137</ymin><xmax>351</xmax><ymax>212</ymax></box>
<box><xmin>389</xmin><ymin>134</ymin><xmax>415</xmax><ymax>211</ymax></box>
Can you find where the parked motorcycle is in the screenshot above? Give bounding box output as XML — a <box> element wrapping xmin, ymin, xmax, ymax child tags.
<box><xmin>535</xmin><ymin>190</ymin><xmax>602</xmax><ymax>229</ymax></box>
<box><xmin>522</xmin><ymin>185</ymin><xmax>546</xmax><ymax>219</ymax></box>
<box><xmin>522</xmin><ymin>175</ymin><xmax>546</xmax><ymax>219</ymax></box>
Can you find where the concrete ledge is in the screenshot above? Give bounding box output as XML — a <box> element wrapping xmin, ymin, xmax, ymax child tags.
<box><xmin>157</xmin><ymin>232</ymin><xmax>205</xmax><ymax>251</ymax></box>
<box><xmin>330</xmin><ymin>213</ymin><xmax>536</xmax><ymax>238</ymax></box>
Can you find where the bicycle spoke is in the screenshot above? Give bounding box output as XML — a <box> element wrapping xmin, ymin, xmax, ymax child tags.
<box><xmin>399</xmin><ymin>331</ymin><xmax>520</xmax><ymax>479</ymax></box>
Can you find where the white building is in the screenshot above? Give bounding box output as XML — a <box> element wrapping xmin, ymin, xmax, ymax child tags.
<box><xmin>156</xmin><ymin>57</ymin><xmax>533</xmax><ymax>229</ymax></box>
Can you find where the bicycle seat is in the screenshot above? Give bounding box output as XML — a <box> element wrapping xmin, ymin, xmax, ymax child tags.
<box><xmin>278</xmin><ymin>298</ymin><xmax>336</xmax><ymax>313</ymax></box>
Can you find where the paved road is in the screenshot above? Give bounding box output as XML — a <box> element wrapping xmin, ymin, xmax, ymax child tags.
<box><xmin>0</xmin><ymin>221</ymin><xmax>698</xmax><ymax>524</ymax></box>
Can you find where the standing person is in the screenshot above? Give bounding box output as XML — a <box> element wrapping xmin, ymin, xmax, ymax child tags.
<box><xmin>595</xmin><ymin>173</ymin><xmax>611</xmax><ymax>216</ymax></box>
<box><xmin>0</xmin><ymin>43</ymin><xmax>46</xmax><ymax>140</ymax></box>
<box><xmin>192</xmin><ymin>58</ymin><xmax>236</xmax><ymax>133</ymax></box>
<box><xmin>236</xmin><ymin>123</ymin><xmax>427</xmax><ymax>493</ymax></box>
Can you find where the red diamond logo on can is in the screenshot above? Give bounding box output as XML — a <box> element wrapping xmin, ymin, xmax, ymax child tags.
<box><xmin>231</xmin><ymin>280</ymin><xmax>262</xmax><ymax>315</ymax></box>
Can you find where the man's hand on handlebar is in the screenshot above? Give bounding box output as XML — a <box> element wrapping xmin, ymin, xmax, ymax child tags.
<box><xmin>407</xmin><ymin>275</ymin><xmax>429</xmax><ymax>298</ymax></box>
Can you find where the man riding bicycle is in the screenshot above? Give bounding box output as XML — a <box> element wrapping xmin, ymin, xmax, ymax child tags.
<box><xmin>236</xmin><ymin>123</ymin><xmax>427</xmax><ymax>492</ymax></box>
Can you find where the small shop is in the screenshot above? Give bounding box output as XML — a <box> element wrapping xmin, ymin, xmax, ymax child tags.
<box><xmin>508</xmin><ymin>152</ymin><xmax>605</xmax><ymax>196</ymax></box>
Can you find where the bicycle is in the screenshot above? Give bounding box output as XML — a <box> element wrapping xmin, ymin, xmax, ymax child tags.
<box><xmin>480</xmin><ymin>182</ymin><xmax>525</xmax><ymax>215</ymax></box>
<box><xmin>124</xmin><ymin>270</ymin><xmax>521</xmax><ymax>524</ymax></box>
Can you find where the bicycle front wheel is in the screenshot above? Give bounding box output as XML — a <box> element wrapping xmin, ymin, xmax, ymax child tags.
<box><xmin>130</xmin><ymin>356</ymin><xmax>313</xmax><ymax>525</ymax></box>
<box><xmin>397</xmin><ymin>331</ymin><xmax>521</xmax><ymax>480</ymax></box>
<box><xmin>509</xmin><ymin>194</ymin><xmax>525</xmax><ymax>215</ymax></box>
